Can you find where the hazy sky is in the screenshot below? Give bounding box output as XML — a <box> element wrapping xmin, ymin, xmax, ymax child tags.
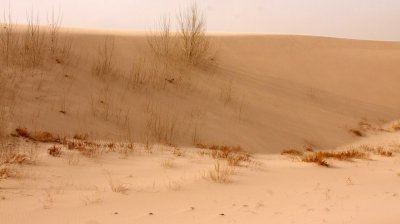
<box><xmin>2</xmin><ymin>0</ymin><xmax>400</xmax><ymax>40</ymax></box>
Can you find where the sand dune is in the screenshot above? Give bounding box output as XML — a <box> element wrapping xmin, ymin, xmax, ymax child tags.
<box><xmin>2</xmin><ymin>31</ymin><xmax>400</xmax><ymax>152</ymax></box>
<box><xmin>1</xmin><ymin>23</ymin><xmax>400</xmax><ymax>224</ymax></box>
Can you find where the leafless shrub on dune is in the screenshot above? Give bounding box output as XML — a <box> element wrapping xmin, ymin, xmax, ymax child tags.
<box><xmin>177</xmin><ymin>3</ymin><xmax>212</xmax><ymax>66</ymax></box>
<box><xmin>22</xmin><ymin>10</ymin><xmax>45</xmax><ymax>68</ymax></box>
<box><xmin>147</xmin><ymin>15</ymin><xmax>172</xmax><ymax>58</ymax></box>
<box><xmin>46</xmin><ymin>9</ymin><xmax>73</xmax><ymax>65</ymax></box>
<box><xmin>92</xmin><ymin>36</ymin><xmax>117</xmax><ymax>79</ymax></box>
<box><xmin>0</xmin><ymin>9</ymin><xmax>19</xmax><ymax>67</ymax></box>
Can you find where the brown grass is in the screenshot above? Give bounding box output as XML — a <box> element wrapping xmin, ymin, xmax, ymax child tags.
<box><xmin>301</xmin><ymin>149</ymin><xmax>369</xmax><ymax>167</ymax></box>
<box><xmin>349</xmin><ymin>129</ymin><xmax>363</xmax><ymax>137</ymax></box>
<box><xmin>73</xmin><ymin>133</ymin><xmax>89</xmax><ymax>141</ymax></box>
<box><xmin>209</xmin><ymin>162</ymin><xmax>234</xmax><ymax>183</ymax></box>
<box><xmin>48</xmin><ymin>145</ymin><xmax>62</xmax><ymax>157</ymax></box>
<box><xmin>281</xmin><ymin>149</ymin><xmax>304</xmax><ymax>156</ymax></box>
<box><xmin>196</xmin><ymin>144</ymin><xmax>251</xmax><ymax>167</ymax></box>
<box><xmin>14</xmin><ymin>127</ymin><xmax>60</xmax><ymax>143</ymax></box>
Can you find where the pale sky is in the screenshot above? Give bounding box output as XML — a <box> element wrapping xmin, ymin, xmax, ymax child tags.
<box><xmin>2</xmin><ymin>0</ymin><xmax>400</xmax><ymax>41</ymax></box>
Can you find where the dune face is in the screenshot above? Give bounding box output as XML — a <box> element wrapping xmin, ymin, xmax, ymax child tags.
<box><xmin>1</xmin><ymin>21</ymin><xmax>400</xmax><ymax>224</ymax></box>
<box><xmin>2</xmin><ymin>31</ymin><xmax>400</xmax><ymax>153</ymax></box>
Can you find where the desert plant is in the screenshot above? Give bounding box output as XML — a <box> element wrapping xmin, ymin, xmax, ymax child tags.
<box><xmin>177</xmin><ymin>3</ymin><xmax>210</xmax><ymax>65</ymax></box>
<box><xmin>22</xmin><ymin>10</ymin><xmax>45</xmax><ymax>68</ymax></box>
<box><xmin>147</xmin><ymin>15</ymin><xmax>172</xmax><ymax>58</ymax></box>
<box><xmin>281</xmin><ymin>149</ymin><xmax>304</xmax><ymax>156</ymax></box>
<box><xmin>209</xmin><ymin>161</ymin><xmax>233</xmax><ymax>183</ymax></box>
<box><xmin>0</xmin><ymin>9</ymin><xmax>19</xmax><ymax>67</ymax></box>
<box><xmin>48</xmin><ymin>145</ymin><xmax>62</xmax><ymax>157</ymax></box>
<box><xmin>92</xmin><ymin>36</ymin><xmax>117</xmax><ymax>79</ymax></box>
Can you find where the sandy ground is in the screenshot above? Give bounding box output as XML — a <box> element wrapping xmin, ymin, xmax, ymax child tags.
<box><xmin>1</xmin><ymin>27</ymin><xmax>400</xmax><ymax>223</ymax></box>
<box><xmin>1</xmin><ymin>31</ymin><xmax>400</xmax><ymax>153</ymax></box>
<box><xmin>1</xmin><ymin>130</ymin><xmax>400</xmax><ymax>224</ymax></box>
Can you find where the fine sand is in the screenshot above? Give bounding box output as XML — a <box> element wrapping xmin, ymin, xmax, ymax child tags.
<box><xmin>1</xmin><ymin>28</ymin><xmax>400</xmax><ymax>224</ymax></box>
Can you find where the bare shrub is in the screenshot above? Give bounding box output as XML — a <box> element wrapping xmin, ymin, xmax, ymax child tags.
<box><xmin>177</xmin><ymin>3</ymin><xmax>211</xmax><ymax>66</ymax></box>
<box><xmin>147</xmin><ymin>15</ymin><xmax>172</xmax><ymax>58</ymax></box>
<box><xmin>92</xmin><ymin>36</ymin><xmax>117</xmax><ymax>79</ymax></box>
<box><xmin>0</xmin><ymin>9</ymin><xmax>19</xmax><ymax>67</ymax></box>
<box><xmin>22</xmin><ymin>10</ymin><xmax>45</xmax><ymax>68</ymax></box>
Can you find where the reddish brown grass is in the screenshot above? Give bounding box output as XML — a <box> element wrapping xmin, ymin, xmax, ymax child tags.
<box><xmin>14</xmin><ymin>127</ymin><xmax>60</xmax><ymax>143</ymax></box>
<box><xmin>281</xmin><ymin>149</ymin><xmax>304</xmax><ymax>156</ymax></box>
<box><xmin>48</xmin><ymin>145</ymin><xmax>62</xmax><ymax>157</ymax></box>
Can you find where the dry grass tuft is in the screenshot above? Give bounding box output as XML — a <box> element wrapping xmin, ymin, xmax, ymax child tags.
<box><xmin>73</xmin><ymin>133</ymin><xmax>89</xmax><ymax>141</ymax></box>
<box><xmin>301</xmin><ymin>149</ymin><xmax>369</xmax><ymax>167</ymax></box>
<box><xmin>349</xmin><ymin>129</ymin><xmax>363</xmax><ymax>137</ymax></box>
<box><xmin>196</xmin><ymin>143</ymin><xmax>251</xmax><ymax>167</ymax></box>
<box><xmin>14</xmin><ymin>127</ymin><xmax>60</xmax><ymax>143</ymax></box>
<box><xmin>48</xmin><ymin>145</ymin><xmax>62</xmax><ymax>157</ymax></box>
<box><xmin>106</xmin><ymin>173</ymin><xmax>129</xmax><ymax>194</ymax></box>
<box><xmin>209</xmin><ymin>162</ymin><xmax>234</xmax><ymax>183</ymax></box>
<box><xmin>281</xmin><ymin>149</ymin><xmax>304</xmax><ymax>156</ymax></box>
<box><xmin>160</xmin><ymin>158</ymin><xmax>174</xmax><ymax>168</ymax></box>
<box><xmin>0</xmin><ymin>164</ymin><xmax>19</xmax><ymax>179</ymax></box>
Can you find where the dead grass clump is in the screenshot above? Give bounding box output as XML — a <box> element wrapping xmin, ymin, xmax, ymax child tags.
<box><xmin>390</xmin><ymin>121</ymin><xmax>400</xmax><ymax>132</ymax></box>
<box><xmin>196</xmin><ymin>144</ymin><xmax>250</xmax><ymax>167</ymax></box>
<box><xmin>357</xmin><ymin>145</ymin><xmax>393</xmax><ymax>157</ymax></box>
<box><xmin>14</xmin><ymin>127</ymin><xmax>60</xmax><ymax>143</ymax></box>
<box><xmin>5</xmin><ymin>153</ymin><xmax>33</xmax><ymax>165</ymax></box>
<box><xmin>73</xmin><ymin>133</ymin><xmax>89</xmax><ymax>141</ymax></box>
<box><xmin>209</xmin><ymin>162</ymin><xmax>233</xmax><ymax>183</ymax></box>
<box><xmin>301</xmin><ymin>149</ymin><xmax>368</xmax><ymax>167</ymax></box>
<box><xmin>172</xmin><ymin>148</ymin><xmax>184</xmax><ymax>157</ymax></box>
<box><xmin>48</xmin><ymin>145</ymin><xmax>62</xmax><ymax>157</ymax></box>
<box><xmin>281</xmin><ymin>149</ymin><xmax>304</xmax><ymax>156</ymax></box>
<box><xmin>302</xmin><ymin>154</ymin><xmax>330</xmax><ymax>167</ymax></box>
<box><xmin>349</xmin><ymin>129</ymin><xmax>363</xmax><ymax>137</ymax></box>
<box><xmin>160</xmin><ymin>158</ymin><xmax>174</xmax><ymax>168</ymax></box>
<box><xmin>0</xmin><ymin>164</ymin><xmax>19</xmax><ymax>179</ymax></box>
<box><xmin>106</xmin><ymin>173</ymin><xmax>129</xmax><ymax>194</ymax></box>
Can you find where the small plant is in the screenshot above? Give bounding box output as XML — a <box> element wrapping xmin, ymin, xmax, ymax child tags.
<box><xmin>106</xmin><ymin>173</ymin><xmax>129</xmax><ymax>194</ymax></box>
<box><xmin>92</xmin><ymin>36</ymin><xmax>117</xmax><ymax>79</ymax></box>
<box><xmin>177</xmin><ymin>3</ymin><xmax>211</xmax><ymax>66</ymax></box>
<box><xmin>281</xmin><ymin>149</ymin><xmax>304</xmax><ymax>156</ymax></box>
<box><xmin>209</xmin><ymin>162</ymin><xmax>233</xmax><ymax>183</ymax></box>
<box><xmin>14</xmin><ymin>127</ymin><xmax>60</xmax><ymax>143</ymax></box>
<box><xmin>73</xmin><ymin>133</ymin><xmax>88</xmax><ymax>141</ymax></box>
<box><xmin>48</xmin><ymin>145</ymin><xmax>62</xmax><ymax>157</ymax></box>
<box><xmin>160</xmin><ymin>158</ymin><xmax>174</xmax><ymax>168</ymax></box>
<box><xmin>349</xmin><ymin>129</ymin><xmax>363</xmax><ymax>137</ymax></box>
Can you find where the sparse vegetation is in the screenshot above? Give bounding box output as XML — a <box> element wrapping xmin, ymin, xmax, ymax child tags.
<box><xmin>92</xmin><ymin>36</ymin><xmax>117</xmax><ymax>79</ymax></box>
<box><xmin>281</xmin><ymin>149</ymin><xmax>304</xmax><ymax>156</ymax></box>
<box><xmin>14</xmin><ymin>127</ymin><xmax>61</xmax><ymax>143</ymax></box>
<box><xmin>208</xmin><ymin>161</ymin><xmax>234</xmax><ymax>183</ymax></box>
<box><xmin>48</xmin><ymin>145</ymin><xmax>62</xmax><ymax>157</ymax></box>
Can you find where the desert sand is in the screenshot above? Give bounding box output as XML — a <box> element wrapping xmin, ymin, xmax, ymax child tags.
<box><xmin>1</xmin><ymin>14</ymin><xmax>400</xmax><ymax>224</ymax></box>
